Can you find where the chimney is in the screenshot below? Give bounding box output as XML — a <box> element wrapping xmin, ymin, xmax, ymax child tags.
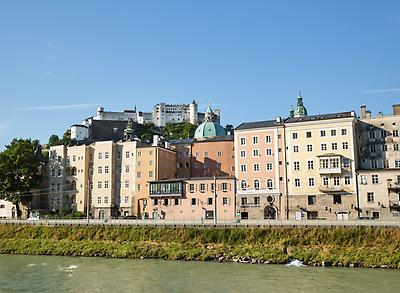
<box><xmin>393</xmin><ymin>104</ymin><xmax>400</xmax><ymax>115</ymax></box>
<box><xmin>152</xmin><ymin>135</ymin><xmax>160</xmax><ymax>146</ymax></box>
<box><xmin>276</xmin><ymin>116</ymin><xmax>281</xmax><ymax>123</ymax></box>
<box><xmin>360</xmin><ymin>105</ymin><xmax>367</xmax><ymax>119</ymax></box>
<box><xmin>164</xmin><ymin>141</ymin><xmax>171</xmax><ymax>149</ymax></box>
<box><xmin>366</xmin><ymin>110</ymin><xmax>372</xmax><ymax>118</ymax></box>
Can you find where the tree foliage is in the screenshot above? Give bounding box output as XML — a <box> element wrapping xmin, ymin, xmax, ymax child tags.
<box><xmin>48</xmin><ymin>129</ymin><xmax>72</xmax><ymax>146</ymax></box>
<box><xmin>0</xmin><ymin>139</ymin><xmax>41</xmax><ymax>216</ymax></box>
<box><xmin>162</xmin><ymin>123</ymin><xmax>197</xmax><ymax>140</ymax></box>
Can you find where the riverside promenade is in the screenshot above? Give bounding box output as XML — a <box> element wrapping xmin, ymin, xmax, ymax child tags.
<box><xmin>1</xmin><ymin>218</ymin><xmax>400</xmax><ymax>227</ymax></box>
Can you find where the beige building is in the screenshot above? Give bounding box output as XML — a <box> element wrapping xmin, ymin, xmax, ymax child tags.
<box><xmin>285</xmin><ymin>111</ymin><xmax>358</xmax><ymax>220</ymax></box>
<box><xmin>48</xmin><ymin>138</ymin><xmax>176</xmax><ymax>219</ymax></box>
<box><xmin>356</xmin><ymin>104</ymin><xmax>400</xmax><ymax>219</ymax></box>
<box><xmin>234</xmin><ymin>118</ymin><xmax>286</xmax><ymax>220</ymax></box>
<box><xmin>148</xmin><ymin>177</ymin><xmax>236</xmax><ymax>222</ymax></box>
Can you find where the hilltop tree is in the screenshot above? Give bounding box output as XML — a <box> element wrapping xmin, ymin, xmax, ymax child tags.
<box><xmin>0</xmin><ymin>139</ymin><xmax>41</xmax><ymax>219</ymax></box>
<box><xmin>163</xmin><ymin>123</ymin><xmax>197</xmax><ymax>140</ymax></box>
<box><xmin>48</xmin><ymin>134</ymin><xmax>60</xmax><ymax>146</ymax></box>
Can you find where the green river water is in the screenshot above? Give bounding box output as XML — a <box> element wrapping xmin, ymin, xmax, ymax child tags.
<box><xmin>0</xmin><ymin>254</ymin><xmax>399</xmax><ymax>293</ymax></box>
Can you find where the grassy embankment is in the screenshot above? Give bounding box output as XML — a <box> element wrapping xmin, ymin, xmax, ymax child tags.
<box><xmin>0</xmin><ymin>224</ymin><xmax>399</xmax><ymax>268</ymax></box>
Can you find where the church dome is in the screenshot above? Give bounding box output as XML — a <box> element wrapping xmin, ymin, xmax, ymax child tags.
<box><xmin>290</xmin><ymin>92</ymin><xmax>308</xmax><ymax>118</ymax></box>
<box><xmin>194</xmin><ymin>105</ymin><xmax>226</xmax><ymax>139</ymax></box>
<box><xmin>194</xmin><ymin>121</ymin><xmax>226</xmax><ymax>139</ymax></box>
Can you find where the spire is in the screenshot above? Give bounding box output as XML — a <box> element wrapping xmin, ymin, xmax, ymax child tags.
<box><xmin>292</xmin><ymin>92</ymin><xmax>308</xmax><ymax>118</ymax></box>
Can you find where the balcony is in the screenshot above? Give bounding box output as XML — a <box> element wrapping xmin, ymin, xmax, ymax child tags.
<box><xmin>319</xmin><ymin>167</ymin><xmax>342</xmax><ymax>175</ymax></box>
<box><xmin>237</xmin><ymin>188</ymin><xmax>279</xmax><ymax>195</ymax></box>
<box><xmin>318</xmin><ymin>185</ymin><xmax>346</xmax><ymax>193</ymax></box>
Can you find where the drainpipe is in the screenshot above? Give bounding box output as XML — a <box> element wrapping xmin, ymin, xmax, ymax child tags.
<box><xmin>355</xmin><ymin>171</ymin><xmax>360</xmax><ymax>218</ymax></box>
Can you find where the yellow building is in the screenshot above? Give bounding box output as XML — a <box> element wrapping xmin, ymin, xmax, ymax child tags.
<box><xmin>285</xmin><ymin>111</ymin><xmax>358</xmax><ymax>220</ymax></box>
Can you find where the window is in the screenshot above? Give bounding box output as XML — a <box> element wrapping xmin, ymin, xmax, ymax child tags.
<box><xmin>117</xmin><ymin>152</ymin><xmax>121</xmax><ymax>159</ymax></box>
<box><xmin>381</xmin><ymin>130</ymin><xmax>387</xmax><ymax>138</ymax></box>
<box><xmin>265</xmin><ymin>135</ymin><xmax>271</xmax><ymax>143</ymax></box>
<box><xmin>104</xmin><ymin>197</ymin><xmax>109</xmax><ymax>204</ymax></box>
<box><xmin>331</xmin><ymin>129</ymin><xmax>336</xmax><ymax>136</ymax></box>
<box><xmin>294</xmin><ymin>178</ymin><xmax>300</xmax><ymax>187</ymax></box>
<box><xmin>222</xmin><ymin>183</ymin><xmax>228</xmax><ymax>191</ymax></box>
<box><xmin>331</xmin><ymin>143</ymin><xmax>338</xmax><ymax>150</ymax></box>
<box><xmin>137</xmin><ymin>184</ymin><xmax>141</xmax><ymax>191</ymax></box>
<box><xmin>306</xmin><ymin>131</ymin><xmax>312</xmax><ymax>138</ymax></box>
<box><xmin>323</xmin><ymin>177</ymin><xmax>329</xmax><ymax>186</ymax></box>
<box><xmin>208</xmin><ymin>198</ymin><xmax>213</xmax><ymax>205</ymax></box>
<box><xmin>57</xmin><ymin>169</ymin><xmax>61</xmax><ymax>176</ymax></box>
<box><xmin>105</xmin><ymin>152</ymin><xmax>109</xmax><ymax>159</ymax></box>
<box><xmin>394</xmin><ymin>144</ymin><xmax>399</xmax><ymax>151</ymax></box>
<box><xmin>308</xmin><ymin>178</ymin><xmax>315</xmax><ymax>187</ymax></box>
<box><xmin>308</xmin><ymin>195</ymin><xmax>316</xmax><ymax>205</ymax></box>
<box><xmin>125</xmin><ymin>180</ymin><xmax>129</xmax><ymax>188</ymax></box>
<box><xmin>292</xmin><ymin>133</ymin><xmax>298</xmax><ymax>139</ymax></box>
<box><xmin>384</xmin><ymin>160</ymin><xmax>389</xmax><ymax>169</ymax></box>
<box><xmin>241</xmin><ymin>180</ymin><xmax>247</xmax><ymax>190</ymax></box>
<box><xmin>125</xmin><ymin>151</ymin><xmax>130</xmax><ymax>159</ymax></box>
<box><xmin>307</xmin><ymin>160</ymin><xmax>314</xmax><ymax>170</ymax></box>
<box><xmin>253</xmin><ymin>164</ymin><xmax>260</xmax><ymax>171</ymax></box>
<box><xmin>97</xmin><ymin>197</ymin><xmax>101</xmax><ymax>204</ymax></box>
<box><xmin>383</xmin><ymin>144</ymin><xmax>388</xmax><ymax>152</ymax></box>
<box><xmin>367</xmin><ymin>192</ymin><xmax>374</xmax><ymax>203</ymax></box>
<box><xmin>252</xmin><ymin>136</ymin><xmax>258</xmax><ymax>144</ymax></box>
<box><xmin>240</xmin><ymin>150</ymin><xmax>246</xmax><ymax>158</ymax></box>
<box><xmin>153</xmin><ymin>198</ymin><xmax>158</xmax><ymax>206</ymax></box>
<box><xmin>372</xmin><ymin>174</ymin><xmax>379</xmax><ymax>184</ymax></box>
<box><xmin>344</xmin><ymin>176</ymin><xmax>351</xmax><ymax>185</ymax></box>
<box><xmin>223</xmin><ymin>197</ymin><xmax>228</xmax><ymax>205</ymax></box>
<box><xmin>265</xmin><ymin>179</ymin><xmax>273</xmax><ymax>189</ymax></box>
<box><xmin>104</xmin><ymin>181</ymin><xmax>109</xmax><ymax>188</ymax></box>
<box><xmin>254</xmin><ymin>179</ymin><xmax>260</xmax><ymax>190</ymax></box>
<box><xmin>137</xmin><ymin>172</ymin><xmax>141</xmax><ymax>178</ymax></box>
<box><xmin>149</xmin><ymin>160</ymin><xmax>153</xmax><ymax>166</ymax></box>
<box><xmin>265</xmin><ymin>148</ymin><xmax>272</xmax><ymax>156</ymax></box>
<box><xmin>369</xmin><ymin>131</ymin><xmax>376</xmax><ymax>139</ymax></box>
<box><xmin>393</xmin><ymin>130</ymin><xmax>399</xmax><ymax>137</ymax></box>
<box><xmin>371</xmin><ymin>160</ymin><xmax>378</xmax><ymax>169</ymax></box>
<box><xmin>343</xmin><ymin>158</ymin><xmax>350</xmax><ymax>168</ymax></box>
<box><xmin>137</xmin><ymin>151</ymin><xmax>141</xmax><ymax>157</ymax></box>
<box><xmin>98</xmin><ymin>166</ymin><xmax>102</xmax><ymax>174</ymax></box>
<box><xmin>342</xmin><ymin>142</ymin><xmax>349</xmax><ymax>149</ymax></box>
<box><xmin>191</xmin><ymin>198</ymin><xmax>197</xmax><ymax>205</ymax></box>
<box><xmin>98</xmin><ymin>152</ymin><xmax>102</xmax><ymax>159</ymax></box>
<box><xmin>330</xmin><ymin>158</ymin><xmax>340</xmax><ymax>168</ymax></box>
<box><xmin>148</xmin><ymin>171</ymin><xmax>153</xmax><ymax>178</ymax></box>
<box><xmin>294</xmin><ymin>161</ymin><xmax>300</xmax><ymax>170</ymax></box>
<box><xmin>164</xmin><ymin>198</ymin><xmax>169</xmax><ymax>206</ymax></box>
<box><xmin>333</xmin><ymin>177</ymin><xmax>340</xmax><ymax>186</ymax></box>
<box><xmin>333</xmin><ymin>194</ymin><xmax>342</xmax><ymax>205</ymax></box>
<box><xmin>240</xmin><ymin>164</ymin><xmax>246</xmax><ymax>172</ymax></box>
<box><xmin>293</xmin><ymin>146</ymin><xmax>299</xmax><ymax>152</ymax></box>
<box><xmin>396</xmin><ymin>160</ymin><xmax>400</xmax><ymax>168</ymax></box>
<box><xmin>240</xmin><ymin>137</ymin><xmax>246</xmax><ymax>145</ymax></box>
<box><xmin>370</xmin><ymin>145</ymin><xmax>376</xmax><ymax>153</ymax></box>
<box><xmin>189</xmin><ymin>184</ymin><xmax>195</xmax><ymax>192</ymax></box>
<box><xmin>125</xmin><ymin>165</ymin><xmax>130</xmax><ymax>173</ymax></box>
<box><xmin>72</xmin><ymin>155</ymin><xmax>76</xmax><ymax>162</ymax></box>
<box><xmin>98</xmin><ymin>181</ymin><xmax>102</xmax><ymax>189</ymax></box>
<box><xmin>217</xmin><ymin>151</ymin><xmax>222</xmax><ymax>157</ymax></box>
<box><xmin>254</xmin><ymin>197</ymin><xmax>260</xmax><ymax>205</ymax></box>
<box><xmin>321</xmin><ymin>159</ymin><xmax>329</xmax><ymax>169</ymax></box>
<box><xmin>105</xmin><ymin>166</ymin><xmax>109</xmax><ymax>173</ymax></box>
<box><xmin>253</xmin><ymin>149</ymin><xmax>259</xmax><ymax>157</ymax></box>
<box><xmin>321</xmin><ymin>143</ymin><xmax>327</xmax><ymax>151</ymax></box>
<box><xmin>241</xmin><ymin>197</ymin><xmax>248</xmax><ymax>205</ymax></box>
<box><xmin>320</xmin><ymin>130</ymin><xmax>326</xmax><ymax>137</ymax></box>
<box><xmin>266</xmin><ymin>163</ymin><xmax>273</xmax><ymax>170</ymax></box>
<box><xmin>200</xmin><ymin>183</ymin><xmax>206</xmax><ymax>192</ymax></box>
<box><xmin>341</xmin><ymin>129</ymin><xmax>347</xmax><ymax>135</ymax></box>
<box><xmin>307</xmin><ymin>144</ymin><xmax>313</xmax><ymax>152</ymax></box>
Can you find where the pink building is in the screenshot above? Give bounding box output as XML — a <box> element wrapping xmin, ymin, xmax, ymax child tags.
<box><xmin>234</xmin><ymin>118</ymin><xmax>287</xmax><ymax>220</ymax></box>
<box><xmin>148</xmin><ymin>177</ymin><xmax>236</xmax><ymax>222</ymax></box>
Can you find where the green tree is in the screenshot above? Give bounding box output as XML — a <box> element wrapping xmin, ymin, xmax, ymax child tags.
<box><xmin>163</xmin><ymin>123</ymin><xmax>197</xmax><ymax>140</ymax></box>
<box><xmin>61</xmin><ymin>129</ymin><xmax>72</xmax><ymax>145</ymax></box>
<box><xmin>0</xmin><ymin>139</ymin><xmax>41</xmax><ymax>219</ymax></box>
<box><xmin>48</xmin><ymin>134</ymin><xmax>60</xmax><ymax>146</ymax></box>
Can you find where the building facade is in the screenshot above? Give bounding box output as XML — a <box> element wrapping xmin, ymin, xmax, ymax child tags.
<box><xmin>234</xmin><ymin>119</ymin><xmax>286</xmax><ymax>220</ymax></box>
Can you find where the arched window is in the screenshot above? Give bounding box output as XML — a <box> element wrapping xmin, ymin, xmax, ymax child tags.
<box><xmin>267</xmin><ymin>179</ymin><xmax>273</xmax><ymax>189</ymax></box>
<box><xmin>241</xmin><ymin>180</ymin><xmax>247</xmax><ymax>190</ymax></box>
<box><xmin>254</xmin><ymin>179</ymin><xmax>260</xmax><ymax>190</ymax></box>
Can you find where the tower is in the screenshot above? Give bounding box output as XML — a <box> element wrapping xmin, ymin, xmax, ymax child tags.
<box><xmin>189</xmin><ymin>100</ymin><xmax>198</xmax><ymax>125</ymax></box>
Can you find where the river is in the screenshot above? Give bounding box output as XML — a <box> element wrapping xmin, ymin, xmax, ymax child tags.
<box><xmin>0</xmin><ymin>255</ymin><xmax>399</xmax><ymax>293</ymax></box>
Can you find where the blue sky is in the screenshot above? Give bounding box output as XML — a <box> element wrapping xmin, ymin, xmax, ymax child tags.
<box><xmin>0</xmin><ymin>0</ymin><xmax>399</xmax><ymax>148</ymax></box>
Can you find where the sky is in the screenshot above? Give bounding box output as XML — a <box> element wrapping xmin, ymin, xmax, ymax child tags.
<box><xmin>0</xmin><ymin>0</ymin><xmax>400</xmax><ymax>148</ymax></box>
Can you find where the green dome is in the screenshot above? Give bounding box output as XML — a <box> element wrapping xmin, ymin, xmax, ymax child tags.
<box><xmin>290</xmin><ymin>92</ymin><xmax>308</xmax><ymax>118</ymax></box>
<box><xmin>194</xmin><ymin>121</ymin><xmax>226</xmax><ymax>139</ymax></box>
